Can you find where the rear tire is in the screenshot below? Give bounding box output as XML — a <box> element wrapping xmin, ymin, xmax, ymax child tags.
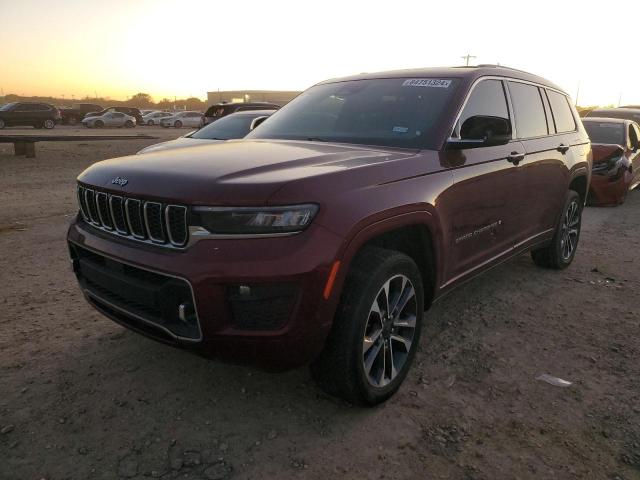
<box><xmin>94</xmin><ymin>120</ymin><xmax>104</xmax><ymax>128</ymax></box>
<box><xmin>531</xmin><ymin>190</ymin><xmax>582</xmax><ymax>269</ymax></box>
<box><xmin>174</xmin><ymin>120</ymin><xmax>182</xmax><ymax>128</ymax></box>
<box><xmin>124</xmin><ymin>120</ymin><xmax>134</xmax><ymax>128</ymax></box>
<box><xmin>68</xmin><ymin>116</ymin><xmax>78</xmax><ymax>126</ymax></box>
<box><xmin>147</xmin><ymin>120</ymin><xmax>154</xmax><ymax>126</ymax></box>
<box><xmin>43</xmin><ymin>119</ymin><xmax>55</xmax><ymax>129</ymax></box>
<box><xmin>310</xmin><ymin>247</ymin><xmax>424</xmax><ymax>405</ymax></box>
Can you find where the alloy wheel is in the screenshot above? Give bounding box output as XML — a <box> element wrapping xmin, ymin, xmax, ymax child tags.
<box><xmin>560</xmin><ymin>200</ymin><xmax>580</xmax><ymax>260</ymax></box>
<box><xmin>44</xmin><ymin>119</ymin><xmax>54</xmax><ymax>129</ymax></box>
<box><xmin>362</xmin><ymin>274</ymin><xmax>417</xmax><ymax>387</ymax></box>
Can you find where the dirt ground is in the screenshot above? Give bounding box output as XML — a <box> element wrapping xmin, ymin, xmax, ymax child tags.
<box><xmin>1</xmin><ymin>126</ymin><xmax>639</xmax><ymax>480</ymax></box>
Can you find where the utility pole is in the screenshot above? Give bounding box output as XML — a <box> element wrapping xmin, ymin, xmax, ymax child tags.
<box><xmin>575</xmin><ymin>81</ymin><xmax>580</xmax><ymax>107</ymax></box>
<box><xmin>461</xmin><ymin>53</ymin><xmax>476</xmax><ymax>66</ymax></box>
<box><xmin>618</xmin><ymin>92</ymin><xmax>622</xmax><ymax>107</ymax></box>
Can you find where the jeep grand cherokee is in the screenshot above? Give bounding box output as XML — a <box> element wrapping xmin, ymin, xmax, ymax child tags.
<box><xmin>68</xmin><ymin>65</ymin><xmax>592</xmax><ymax>405</ymax></box>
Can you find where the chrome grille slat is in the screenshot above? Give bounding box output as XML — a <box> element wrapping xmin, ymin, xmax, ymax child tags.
<box><xmin>143</xmin><ymin>202</ymin><xmax>166</xmax><ymax>243</ymax></box>
<box><xmin>96</xmin><ymin>192</ymin><xmax>113</xmax><ymax>230</ymax></box>
<box><xmin>166</xmin><ymin>205</ymin><xmax>188</xmax><ymax>246</ymax></box>
<box><xmin>84</xmin><ymin>189</ymin><xmax>100</xmax><ymax>225</ymax></box>
<box><xmin>76</xmin><ymin>185</ymin><xmax>188</xmax><ymax>249</ymax></box>
<box><xmin>77</xmin><ymin>186</ymin><xmax>90</xmax><ymax>221</ymax></box>
<box><xmin>109</xmin><ymin>196</ymin><xmax>128</xmax><ymax>234</ymax></box>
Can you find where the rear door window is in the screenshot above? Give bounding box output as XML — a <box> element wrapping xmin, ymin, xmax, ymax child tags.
<box><xmin>454</xmin><ymin>79</ymin><xmax>510</xmax><ymax>137</ymax></box>
<box><xmin>508</xmin><ymin>82</ymin><xmax>548</xmax><ymax>139</ymax></box>
<box><xmin>546</xmin><ymin>90</ymin><xmax>576</xmax><ymax>133</ymax></box>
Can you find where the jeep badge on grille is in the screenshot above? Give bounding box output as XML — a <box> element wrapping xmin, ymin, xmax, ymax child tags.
<box><xmin>111</xmin><ymin>176</ymin><xmax>128</xmax><ymax>186</ymax></box>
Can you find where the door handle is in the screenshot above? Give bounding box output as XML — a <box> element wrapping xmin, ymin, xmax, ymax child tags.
<box><xmin>557</xmin><ymin>144</ymin><xmax>570</xmax><ymax>154</ymax></box>
<box><xmin>507</xmin><ymin>151</ymin><xmax>525</xmax><ymax>165</ymax></box>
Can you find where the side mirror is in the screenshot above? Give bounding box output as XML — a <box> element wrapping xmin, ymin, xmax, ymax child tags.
<box><xmin>250</xmin><ymin>116</ymin><xmax>269</xmax><ymax>131</ymax></box>
<box><xmin>447</xmin><ymin>115</ymin><xmax>511</xmax><ymax>149</ymax></box>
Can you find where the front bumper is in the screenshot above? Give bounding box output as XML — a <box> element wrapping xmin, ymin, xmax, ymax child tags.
<box><xmin>588</xmin><ymin>168</ymin><xmax>631</xmax><ymax>206</ymax></box>
<box><xmin>67</xmin><ymin>217</ymin><xmax>345</xmax><ymax>370</ymax></box>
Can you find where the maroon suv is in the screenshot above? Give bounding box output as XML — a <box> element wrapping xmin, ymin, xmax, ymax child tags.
<box><xmin>68</xmin><ymin>66</ymin><xmax>591</xmax><ymax>405</ymax></box>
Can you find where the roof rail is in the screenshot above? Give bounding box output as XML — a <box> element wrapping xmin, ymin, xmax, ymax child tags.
<box><xmin>475</xmin><ymin>64</ymin><xmax>534</xmax><ymax>75</ymax></box>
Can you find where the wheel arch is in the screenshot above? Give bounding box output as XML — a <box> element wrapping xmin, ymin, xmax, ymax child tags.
<box><xmin>334</xmin><ymin>210</ymin><xmax>442</xmax><ymax>309</ymax></box>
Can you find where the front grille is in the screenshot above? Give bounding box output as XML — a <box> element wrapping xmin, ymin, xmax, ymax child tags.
<box><xmin>77</xmin><ymin>185</ymin><xmax>189</xmax><ymax>248</ymax></box>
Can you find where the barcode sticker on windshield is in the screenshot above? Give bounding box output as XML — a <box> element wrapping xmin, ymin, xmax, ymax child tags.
<box><xmin>402</xmin><ymin>79</ymin><xmax>451</xmax><ymax>88</ymax></box>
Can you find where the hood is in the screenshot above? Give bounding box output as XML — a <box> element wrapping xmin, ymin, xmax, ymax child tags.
<box><xmin>591</xmin><ymin>143</ymin><xmax>625</xmax><ymax>164</ymax></box>
<box><xmin>77</xmin><ymin>139</ymin><xmax>425</xmax><ymax>205</ymax></box>
<box><xmin>137</xmin><ymin>137</ymin><xmax>223</xmax><ymax>154</ymax></box>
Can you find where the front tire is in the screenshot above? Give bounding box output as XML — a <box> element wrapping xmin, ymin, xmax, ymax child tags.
<box><xmin>310</xmin><ymin>247</ymin><xmax>424</xmax><ymax>405</ymax></box>
<box><xmin>531</xmin><ymin>190</ymin><xmax>582</xmax><ymax>269</ymax></box>
<box><xmin>68</xmin><ymin>116</ymin><xmax>78</xmax><ymax>126</ymax></box>
<box><xmin>174</xmin><ymin>120</ymin><xmax>182</xmax><ymax>128</ymax></box>
<box><xmin>124</xmin><ymin>120</ymin><xmax>134</xmax><ymax>128</ymax></box>
<box><xmin>94</xmin><ymin>120</ymin><xmax>104</xmax><ymax>128</ymax></box>
<box><xmin>147</xmin><ymin>120</ymin><xmax>154</xmax><ymax>126</ymax></box>
<box><xmin>43</xmin><ymin>119</ymin><xmax>55</xmax><ymax>129</ymax></box>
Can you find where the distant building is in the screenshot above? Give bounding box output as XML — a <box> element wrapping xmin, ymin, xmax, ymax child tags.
<box><xmin>206</xmin><ymin>90</ymin><xmax>301</xmax><ymax>107</ymax></box>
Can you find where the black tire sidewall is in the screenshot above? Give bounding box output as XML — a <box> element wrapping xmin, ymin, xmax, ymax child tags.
<box><xmin>347</xmin><ymin>254</ymin><xmax>424</xmax><ymax>404</ymax></box>
<box><xmin>95</xmin><ymin>120</ymin><xmax>104</xmax><ymax>128</ymax></box>
<box><xmin>174</xmin><ymin>121</ymin><xmax>182</xmax><ymax>128</ymax></box>
<box><xmin>553</xmin><ymin>190</ymin><xmax>582</xmax><ymax>268</ymax></box>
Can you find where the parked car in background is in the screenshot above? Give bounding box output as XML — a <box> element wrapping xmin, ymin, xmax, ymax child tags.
<box><xmin>0</xmin><ymin>102</ymin><xmax>61</xmax><ymax>129</ymax></box>
<box><xmin>59</xmin><ymin>103</ymin><xmax>102</xmax><ymax>125</ymax></box>
<box><xmin>142</xmin><ymin>111</ymin><xmax>174</xmax><ymax>126</ymax></box>
<box><xmin>137</xmin><ymin>110</ymin><xmax>274</xmax><ymax>154</ymax></box>
<box><xmin>583</xmin><ymin>117</ymin><xmax>640</xmax><ymax>205</ymax></box>
<box><xmin>69</xmin><ymin>66</ymin><xmax>591</xmax><ymax>405</ymax></box>
<box><xmin>585</xmin><ymin>107</ymin><xmax>640</xmax><ymax>124</ymax></box>
<box><xmin>160</xmin><ymin>111</ymin><xmax>203</xmax><ymax>128</ymax></box>
<box><xmin>202</xmin><ymin>102</ymin><xmax>280</xmax><ymax>126</ymax></box>
<box><xmin>82</xmin><ymin>111</ymin><xmax>136</xmax><ymax>128</ymax></box>
<box><xmin>85</xmin><ymin>107</ymin><xmax>144</xmax><ymax>125</ymax></box>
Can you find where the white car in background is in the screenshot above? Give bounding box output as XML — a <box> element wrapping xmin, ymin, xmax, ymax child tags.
<box><xmin>137</xmin><ymin>110</ymin><xmax>274</xmax><ymax>154</ymax></box>
<box><xmin>160</xmin><ymin>111</ymin><xmax>203</xmax><ymax>128</ymax></box>
<box><xmin>82</xmin><ymin>111</ymin><xmax>136</xmax><ymax>128</ymax></box>
<box><xmin>142</xmin><ymin>111</ymin><xmax>174</xmax><ymax>126</ymax></box>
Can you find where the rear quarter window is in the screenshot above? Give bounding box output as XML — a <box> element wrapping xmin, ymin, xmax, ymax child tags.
<box><xmin>546</xmin><ymin>90</ymin><xmax>576</xmax><ymax>133</ymax></box>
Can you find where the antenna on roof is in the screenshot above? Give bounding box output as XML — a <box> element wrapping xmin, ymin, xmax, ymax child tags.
<box><xmin>461</xmin><ymin>53</ymin><xmax>476</xmax><ymax>66</ymax></box>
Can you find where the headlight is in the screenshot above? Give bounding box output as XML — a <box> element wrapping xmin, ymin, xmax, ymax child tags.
<box><xmin>191</xmin><ymin>204</ymin><xmax>318</xmax><ymax>235</ymax></box>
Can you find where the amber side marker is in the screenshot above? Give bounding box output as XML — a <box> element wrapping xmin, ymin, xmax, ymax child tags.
<box><xmin>323</xmin><ymin>261</ymin><xmax>341</xmax><ymax>300</ymax></box>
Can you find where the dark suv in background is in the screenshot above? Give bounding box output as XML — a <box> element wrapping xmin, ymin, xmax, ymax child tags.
<box><xmin>59</xmin><ymin>103</ymin><xmax>102</xmax><ymax>125</ymax></box>
<box><xmin>68</xmin><ymin>66</ymin><xmax>591</xmax><ymax>405</ymax></box>
<box><xmin>0</xmin><ymin>102</ymin><xmax>61</xmax><ymax>129</ymax></box>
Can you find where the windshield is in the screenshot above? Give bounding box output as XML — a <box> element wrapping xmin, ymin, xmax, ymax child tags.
<box><xmin>584</xmin><ymin>122</ymin><xmax>625</xmax><ymax>145</ymax></box>
<box><xmin>246</xmin><ymin>78</ymin><xmax>459</xmax><ymax>149</ymax></box>
<box><xmin>0</xmin><ymin>102</ymin><xmax>17</xmax><ymax>111</ymax></box>
<box><xmin>190</xmin><ymin>114</ymin><xmax>264</xmax><ymax>140</ymax></box>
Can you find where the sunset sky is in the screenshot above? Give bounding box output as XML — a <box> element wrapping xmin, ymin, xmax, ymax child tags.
<box><xmin>1</xmin><ymin>0</ymin><xmax>639</xmax><ymax>106</ymax></box>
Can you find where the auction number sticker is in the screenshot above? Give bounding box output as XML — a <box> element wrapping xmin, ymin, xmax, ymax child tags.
<box><xmin>402</xmin><ymin>79</ymin><xmax>451</xmax><ymax>88</ymax></box>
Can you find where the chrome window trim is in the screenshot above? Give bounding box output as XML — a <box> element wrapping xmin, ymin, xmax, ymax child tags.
<box><xmin>95</xmin><ymin>192</ymin><xmax>113</xmax><ymax>230</ymax></box>
<box><xmin>143</xmin><ymin>201</ymin><xmax>166</xmax><ymax>243</ymax></box>
<box><xmin>448</xmin><ymin>75</ymin><xmax>577</xmax><ymax>143</ymax></box>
